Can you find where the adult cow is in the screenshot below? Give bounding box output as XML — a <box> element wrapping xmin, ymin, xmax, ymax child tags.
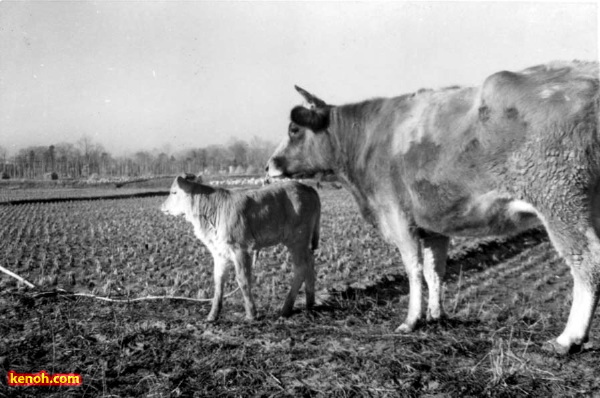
<box><xmin>266</xmin><ymin>61</ymin><xmax>600</xmax><ymax>355</ymax></box>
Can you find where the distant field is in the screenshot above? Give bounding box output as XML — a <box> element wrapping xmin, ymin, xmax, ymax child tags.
<box><xmin>1</xmin><ymin>184</ymin><xmax>599</xmax><ymax>397</ymax></box>
<box><xmin>0</xmin><ymin>174</ymin><xmax>268</xmax><ymax>203</ymax></box>
<box><xmin>0</xmin><ymin>177</ymin><xmax>173</xmax><ymax>203</ymax></box>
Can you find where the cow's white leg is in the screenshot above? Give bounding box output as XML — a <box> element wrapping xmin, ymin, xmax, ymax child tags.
<box><xmin>232</xmin><ymin>248</ymin><xmax>257</xmax><ymax>321</ymax></box>
<box><xmin>390</xmin><ymin>229</ymin><xmax>423</xmax><ymax>333</ymax></box>
<box><xmin>543</xmin><ymin>224</ymin><xmax>600</xmax><ymax>354</ymax></box>
<box><xmin>207</xmin><ymin>255</ymin><xmax>230</xmax><ymax>322</ymax></box>
<box><xmin>378</xmin><ymin>207</ymin><xmax>424</xmax><ymax>333</ymax></box>
<box><xmin>422</xmin><ymin>235</ymin><xmax>449</xmax><ymax>321</ymax></box>
<box><xmin>395</xmin><ymin>237</ymin><xmax>423</xmax><ymax>333</ymax></box>
<box><xmin>281</xmin><ymin>246</ymin><xmax>310</xmax><ymax>317</ymax></box>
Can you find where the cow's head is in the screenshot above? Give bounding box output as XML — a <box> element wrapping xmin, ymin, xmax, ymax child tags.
<box><xmin>266</xmin><ymin>86</ymin><xmax>336</xmax><ymax>178</ymax></box>
<box><xmin>160</xmin><ymin>175</ymin><xmax>197</xmax><ymax>217</ymax></box>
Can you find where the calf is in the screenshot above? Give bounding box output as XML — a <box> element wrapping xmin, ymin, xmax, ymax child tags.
<box><xmin>161</xmin><ymin>176</ymin><xmax>321</xmax><ymax>321</ymax></box>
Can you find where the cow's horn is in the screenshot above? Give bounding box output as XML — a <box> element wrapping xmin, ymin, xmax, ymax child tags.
<box><xmin>294</xmin><ymin>85</ymin><xmax>327</xmax><ymax>108</ymax></box>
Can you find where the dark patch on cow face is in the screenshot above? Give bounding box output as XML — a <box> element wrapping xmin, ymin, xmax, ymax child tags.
<box><xmin>478</xmin><ymin>105</ymin><xmax>491</xmax><ymax>123</ymax></box>
<box><xmin>504</xmin><ymin>107</ymin><xmax>519</xmax><ymax>120</ymax></box>
<box><xmin>266</xmin><ymin>121</ymin><xmax>335</xmax><ymax>179</ymax></box>
<box><xmin>291</xmin><ymin>106</ymin><xmax>330</xmax><ymax>132</ymax></box>
<box><xmin>267</xmin><ymin>155</ymin><xmax>288</xmax><ymax>174</ymax></box>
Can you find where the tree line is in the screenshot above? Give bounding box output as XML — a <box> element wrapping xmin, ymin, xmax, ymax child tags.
<box><xmin>0</xmin><ymin>135</ymin><xmax>276</xmax><ymax>180</ymax></box>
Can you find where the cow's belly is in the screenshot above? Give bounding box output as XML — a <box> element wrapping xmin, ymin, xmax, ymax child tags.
<box><xmin>414</xmin><ymin>192</ymin><xmax>543</xmax><ymax>237</ymax></box>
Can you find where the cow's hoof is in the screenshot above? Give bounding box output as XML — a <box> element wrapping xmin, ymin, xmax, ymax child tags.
<box><xmin>541</xmin><ymin>339</ymin><xmax>581</xmax><ymax>355</ymax></box>
<box><xmin>395</xmin><ymin>323</ymin><xmax>415</xmax><ymax>333</ymax></box>
<box><xmin>426</xmin><ymin>312</ymin><xmax>448</xmax><ymax>323</ymax></box>
<box><xmin>206</xmin><ymin>316</ymin><xmax>218</xmax><ymax>323</ymax></box>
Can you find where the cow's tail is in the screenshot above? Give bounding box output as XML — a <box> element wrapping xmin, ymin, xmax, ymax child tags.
<box><xmin>311</xmin><ymin>198</ymin><xmax>321</xmax><ymax>251</ymax></box>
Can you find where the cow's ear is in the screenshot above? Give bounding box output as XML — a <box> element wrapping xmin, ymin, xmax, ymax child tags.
<box><xmin>291</xmin><ymin>106</ymin><xmax>330</xmax><ymax>132</ymax></box>
<box><xmin>295</xmin><ymin>85</ymin><xmax>327</xmax><ymax>108</ymax></box>
<box><xmin>176</xmin><ymin>176</ymin><xmax>194</xmax><ymax>193</ymax></box>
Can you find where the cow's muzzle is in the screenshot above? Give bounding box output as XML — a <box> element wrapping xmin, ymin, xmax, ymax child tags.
<box><xmin>265</xmin><ymin>157</ymin><xmax>286</xmax><ymax>178</ymax></box>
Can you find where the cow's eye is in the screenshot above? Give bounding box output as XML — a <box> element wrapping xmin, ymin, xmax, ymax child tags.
<box><xmin>290</xmin><ymin>126</ymin><xmax>300</xmax><ymax>136</ymax></box>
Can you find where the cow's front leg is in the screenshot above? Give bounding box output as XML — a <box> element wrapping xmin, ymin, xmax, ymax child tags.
<box><xmin>378</xmin><ymin>208</ymin><xmax>424</xmax><ymax>333</ymax></box>
<box><xmin>422</xmin><ymin>235</ymin><xmax>449</xmax><ymax>322</ymax></box>
<box><xmin>207</xmin><ymin>255</ymin><xmax>230</xmax><ymax>322</ymax></box>
<box><xmin>381</xmin><ymin>214</ymin><xmax>423</xmax><ymax>333</ymax></box>
<box><xmin>395</xmin><ymin>235</ymin><xmax>423</xmax><ymax>333</ymax></box>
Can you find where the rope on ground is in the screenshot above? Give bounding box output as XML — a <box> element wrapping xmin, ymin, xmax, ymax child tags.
<box><xmin>0</xmin><ymin>264</ymin><xmax>240</xmax><ymax>303</ymax></box>
<box><xmin>0</xmin><ymin>264</ymin><xmax>36</xmax><ymax>289</ymax></box>
<box><xmin>67</xmin><ymin>288</ymin><xmax>240</xmax><ymax>303</ymax></box>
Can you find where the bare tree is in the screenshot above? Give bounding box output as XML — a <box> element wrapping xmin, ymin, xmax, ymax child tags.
<box><xmin>228</xmin><ymin>138</ymin><xmax>249</xmax><ymax>168</ymax></box>
<box><xmin>0</xmin><ymin>146</ymin><xmax>7</xmax><ymax>174</ymax></box>
<box><xmin>8</xmin><ymin>135</ymin><xmax>275</xmax><ymax>179</ymax></box>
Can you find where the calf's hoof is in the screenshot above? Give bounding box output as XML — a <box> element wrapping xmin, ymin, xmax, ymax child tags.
<box><xmin>206</xmin><ymin>315</ymin><xmax>218</xmax><ymax>323</ymax></box>
<box><xmin>280</xmin><ymin>305</ymin><xmax>294</xmax><ymax>318</ymax></box>
<box><xmin>541</xmin><ymin>339</ymin><xmax>582</xmax><ymax>355</ymax></box>
<box><xmin>244</xmin><ymin>313</ymin><xmax>257</xmax><ymax>322</ymax></box>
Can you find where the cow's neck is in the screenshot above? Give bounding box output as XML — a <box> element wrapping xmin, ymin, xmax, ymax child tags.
<box><xmin>329</xmin><ymin>100</ymin><xmax>390</xmax><ymax>226</ymax></box>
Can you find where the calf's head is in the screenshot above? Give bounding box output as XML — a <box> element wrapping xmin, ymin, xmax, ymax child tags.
<box><xmin>161</xmin><ymin>176</ymin><xmax>196</xmax><ymax>216</ymax></box>
<box><xmin>266</xmin><ymin>86</ymin><xmax>336</xmax><ymax>178</ymax></box>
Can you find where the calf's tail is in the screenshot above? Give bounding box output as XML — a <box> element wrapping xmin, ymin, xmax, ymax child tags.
<box><xmin>311</xmin><ymin>202</ymin><xmax>321</xmax><ymax>251</ymax></box>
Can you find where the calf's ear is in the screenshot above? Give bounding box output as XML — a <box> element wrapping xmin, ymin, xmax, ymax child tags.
<box><xmin>176</xmin><ymin>176</ymin><xmax>194</xmax><ymax>193</ymax></box>
<box><xmin>291</xmin><ymin>106</ymin><xmax>330</xmax><ymax>132</ymax></box>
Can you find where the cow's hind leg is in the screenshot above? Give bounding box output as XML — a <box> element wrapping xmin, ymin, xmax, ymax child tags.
<box><xmin>542</xmin><ymin>220</ymin><xmax>600</xmax><ymax>355</ymax></box>
<box><xmin>207</xmin><ymin>255</ymin><xmax>230</xmax><ymax>322</ymax></box>
<box><xmin>281</xmin><ymin>245</ymin><xmax>313</xmax><ymax>317</ymax></box>
<box><xmin>232</xmin><ymin>248</ymin><xmax>257</xmax><ymax>321</ymax></box>
<box><xmin>423</xmin><ymin>235</ymin><xmax>449</xmax><ymax>322</ymax></box>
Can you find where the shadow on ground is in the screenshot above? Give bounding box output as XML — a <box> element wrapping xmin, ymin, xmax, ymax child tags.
<box><xmin>318</xmin><ymin>228</ymin><xmax>549</xmax><ymax>312</ymax></box>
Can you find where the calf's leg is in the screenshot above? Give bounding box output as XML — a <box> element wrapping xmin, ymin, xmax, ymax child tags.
<box><xmin>281</xmin><ymin>246</ymin><xmax>311</xmax><ymax>317</ymax></box>
<box><xmin>232</xmin><ymin>248</ymin><xmax>257</xmax><ymax>321</ymax></box>
<box><xmin>304</xmin><ymin>250</ymin><xmax>316</xmax><ymax>309</ymax></box>
<box><xmin>207</xmin><ymin>255</ymin><xmax>230</xmax><ymax>322</ymax></box>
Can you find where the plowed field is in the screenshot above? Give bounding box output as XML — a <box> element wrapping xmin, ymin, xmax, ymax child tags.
<box><xmin>1</xmin><ymin>186</ymin><xmax>598</xmax><ymax>397</ymax></box>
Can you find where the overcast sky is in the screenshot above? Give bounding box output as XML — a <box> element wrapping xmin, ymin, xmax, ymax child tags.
<box><xmin>0</xmin><ymin>1</ymin><xmax>597</xmax><ymax>155</ymax></box>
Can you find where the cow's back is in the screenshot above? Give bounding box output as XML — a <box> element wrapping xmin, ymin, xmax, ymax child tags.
<box><xmin>369</xmin><ymin>61</ymin><xmax>599</xmax><ymax>236</ymax></box>
<box><xmin>477</xmin><ymin>62</ymin><xmax>600</xmax><ymax>199</ymax></box>
<box><xmin>477</xmin><ymin>61</ymin><xmax>598</xmax><ymax>152</ymax></box>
